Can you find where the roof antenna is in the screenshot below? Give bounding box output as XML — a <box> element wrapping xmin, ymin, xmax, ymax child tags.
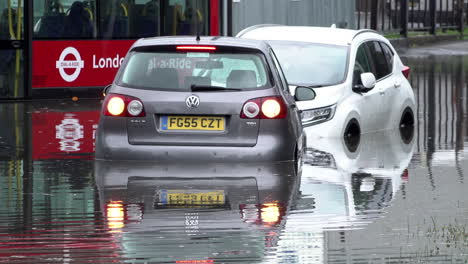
<box><xmin>195</xmin><ymin>0</ymin><xmax>201</xmax><ymax>41</ymax></box>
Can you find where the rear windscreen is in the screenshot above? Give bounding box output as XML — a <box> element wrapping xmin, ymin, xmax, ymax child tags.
<box><xmin>118</xmin><ymin>50</ymin><xmax>272</xmax><ymax>91</ymax></box>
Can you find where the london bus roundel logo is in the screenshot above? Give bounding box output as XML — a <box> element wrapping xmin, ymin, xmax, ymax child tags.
<box><xmin>55</xmin><ymin>47</ymin><xmax>85</xmax><ymax>82</ymax></box>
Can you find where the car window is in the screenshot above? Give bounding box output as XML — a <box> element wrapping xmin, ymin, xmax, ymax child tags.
<box><xmin>269</xmin><ymin>49</ymin><xmax>289</xmax><ymax>91</ymax></box>
<box><xmin>119</xmin><ymin>51</ymin><xmax>271</xmax><ymax>91</ymax></box>
<box><xmin>353</xmin><ymin>44</ymin><xmax>372</xmax><ymax>86</ymax></box>
<box><xmin>366</xmin><ymin>41</ymin><xmax>391</xmax><ymax>80</ymax></box>
<box><xmin>380</xmin><ymin>42</ymin><xmax>394</xmax><ymax>72</ymax></box>
<box><xmin>268</xmin><ymin>41</ymin><xmax>348</xmax><ymax>87</ymax></box>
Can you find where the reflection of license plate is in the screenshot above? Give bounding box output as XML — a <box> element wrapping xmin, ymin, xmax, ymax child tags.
<box><xmin>158</xmin><ymin>190</ymin><xmax>225</xmax><ymax>206</ymax></box>
<box><xmin>160</xmin><ymin>116</ymin><xmax>225</xmax><ymax>131</ymax></box>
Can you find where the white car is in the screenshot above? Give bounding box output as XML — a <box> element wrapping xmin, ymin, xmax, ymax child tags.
<box><xmin>237</xmin><ymin>25</ymin><xmax>416</xmax><ymax>140</ymax></box>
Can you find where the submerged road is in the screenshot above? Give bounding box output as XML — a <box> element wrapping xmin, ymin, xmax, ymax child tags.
<box><xmin>0</xmin><ymin>41</ymin><xmax>467</xmax><ymax>263</ymax></box>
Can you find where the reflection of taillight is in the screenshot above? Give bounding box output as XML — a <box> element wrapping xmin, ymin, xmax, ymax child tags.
<box><xmin>103</xmin><ymin>94</ymin><xmax>146</xmax><ymax>117</ymax></box>
<box><xmin>105</xmin><ymin>201</ymin><xmax>144</xmax><ymax>231</ymax></box>
<box><xmin>240</xmin><ymin>203</ymin><xmax>285</xmax><ymax>227</ymax></box>
<box><xmin>126</xmin><ymin>203</ymin><xmax>144</xmax><ymax>222</ymax></box>
<box><xmin>402</xmin><ymin>66</ymin><xmax>410</xmax><ymax>79</ymax></box>
<box><xmin>106</xmin><ymin>201</ymin><xmax>125</xmax><ymax>231</ymax></box>
<box><xmin>176</xmin><ymin>260</ymin><xmax>214</xmax><ymax>263</ymax></box>
<box><xmin>240</xmin><ymin>96</ymin><xmax>287</xmax><ymax>119</ymax></box>
<box><xmin>261</xmin><ymin>203</ymin><xmax>281</xmax><ymax>226</ymax></box>
<box><xmin>239</xmin><ymin>204</ymin><xmax>260</xmax><ymax>224</ymax></box>
<box><xmin>402</xmin><ymin>169</ymin><xmax>409</xmax><ymax>181</ymax></box>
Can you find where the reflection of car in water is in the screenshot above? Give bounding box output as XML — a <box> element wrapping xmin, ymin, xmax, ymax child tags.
<box><xmin>273</xmin><ymin>127</ymin><xmax>415</xmax><ymax>261</ymax></box>
<box><xmin>291</xmin><ymin>126</ymin><xmax>415</xmax><ymax>227</ymax></box>
<box><xmin>94</xmin><ymin>161</ymin><xmax>301</xmax><ymax>263</ymax></box>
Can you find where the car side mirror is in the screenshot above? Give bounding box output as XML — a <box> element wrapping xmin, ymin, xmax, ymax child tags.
<box><xmin>294</xmin><ymin>86</ymin><xmax>316</xmax><ymax>101</ymax></box>
<box><xmin>103</xmin><ymin>84</ymin><xmax>112</xmax><ymax>97</ymax></box>
<box><xmin>352</xmin><ymin>72</ymin><xmax>376</xmax><ymax>93</ymax></box>
<box><xmin>361</xmin><ymin>72</ymin><xmax>376</xmax><ymax>89</ymax></box>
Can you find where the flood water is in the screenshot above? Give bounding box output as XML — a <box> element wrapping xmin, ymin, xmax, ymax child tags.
<box><xmin>0</xmin><ymin>49</ymin><xmax>467</xmax><ymax>263</ymax></box>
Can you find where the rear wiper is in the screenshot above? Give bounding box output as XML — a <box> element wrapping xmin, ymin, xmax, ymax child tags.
<box><xmin>191</xmin><ymin>85</ymin><xmax>242</xmax><ymax>92</ymax></box>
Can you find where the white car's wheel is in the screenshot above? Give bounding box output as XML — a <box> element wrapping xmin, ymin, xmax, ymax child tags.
<box><xmin>344</xmin><ymin>118</ymin><xmax>360</xmax><ymax>138</ymax></box>
<box><xmin>343</xmin><ymin>118</ymin><xmax>361</xmax><ymax>153</ymax></box>
<box><xmin>399</xmin><ymin>107</ymin><xmax>415</xmax><ymax>129</ymax></box>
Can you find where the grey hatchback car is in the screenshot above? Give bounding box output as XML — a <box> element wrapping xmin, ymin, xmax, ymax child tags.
<box><xmin>95</xmin><ymin>36</ymin><xmax>310</xmax><ymax>162</ymax></box>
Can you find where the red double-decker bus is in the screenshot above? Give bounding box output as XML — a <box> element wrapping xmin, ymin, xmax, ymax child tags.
<box><xmin>0</xmin><ymin>0</ymin><xmax>227</xmax><ymax>99</ymax></box>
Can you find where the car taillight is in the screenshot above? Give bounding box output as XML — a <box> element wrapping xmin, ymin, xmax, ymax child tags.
<box><xmin>103</xmin><ymin>94</ymin><xmax>146</xmax><ymax>117</ymax></box>
<box><xmin>107</xmin><ymin>97</ymin><xmax>125</xmax><ymax>116</ymax></box>
<box><xmin>402</xmin><ymin>66</ymin><xmax>410</xmax><ymax>79</ymax></box>
<box><xmin>176</xmin><ymin>45</ymin><xmax>217</xmax><ymax>51</ymax></box>
<box><xmin>240</xmin><ymin>96</ymin><xmax>287</xmax><ymax>119</ymax></box>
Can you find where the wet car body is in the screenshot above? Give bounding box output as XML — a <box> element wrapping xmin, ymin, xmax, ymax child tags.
<box><xmin>237</xmin><ymin>25</ymin><xmax>416</xmax><ymax>140</ymax></box>
<box><xmin>95</xmin><ymin>36</ymin><xmax>305</xmax><ymax>162</ymax></box>
<box><xmin>94</xmin><ymin>161</ymin><xmax>300</xmax><ymax>263</ymax></box>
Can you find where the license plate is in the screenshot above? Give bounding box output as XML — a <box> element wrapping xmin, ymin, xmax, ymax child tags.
<box><xmin>160</xmin><ymin>116</ymin><xmax>225</xmax><ymax>131</ymax></box>
<box><xmin>158</xmin><ymin>190</ymin><xmax>226</xmax><ymax>206</ymax></box>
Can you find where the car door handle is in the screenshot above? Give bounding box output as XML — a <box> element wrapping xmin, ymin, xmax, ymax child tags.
<box><xmin>394</xmin><ymin>81</ymin><xmax>401</xmax><ymax>88</ymax></box>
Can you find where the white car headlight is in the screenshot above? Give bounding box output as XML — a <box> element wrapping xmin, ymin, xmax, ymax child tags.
<box><xmin>301</xmin><ymin>105</ymin><xmax>336</xmax><ymax>126</ymax></box>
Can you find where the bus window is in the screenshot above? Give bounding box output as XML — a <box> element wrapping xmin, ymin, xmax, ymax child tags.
<box><xmin>133</xmin><ymin>0</ymin><xmax>160</xmax><ymax>37</ymax></box>
<box><xmin>32</xmin><ymin>0</ymin><xmax>211</xmax><ymax>40</ymax></box>
<box><xmin>99</xmin><ymin>0</ymin><xmax>130</xmax><ymax>39</ymax></box>
<box><xmin>34</xmin><ymin>0</ymin><xmax>96</xmax><ymax>39</ymax></box>
<box><xmin>100</xmin><ymin>0</ymin><xmax>162</xmax><ymax>39</ymax></box>
<box><xmin>163</xmin><ymin>0</ymin><xmax>208</xmax><ymax>36</ymax></box>
<box><xmin>0</xmin><ymin>5</ymin><xmax>18</xmax><ymax>40</ymax></box>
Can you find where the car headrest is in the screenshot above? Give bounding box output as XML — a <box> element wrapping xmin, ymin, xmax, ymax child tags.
<box><xmin>227</xmin><ymin>70</ymin><xmax>257</xmax><ymax>89</ymax></box>
<box><xmin>149</xmin><ymin>68</ymin><xmax>179</xmax><ymax>89</ymax></box>
<box><xmin>185</xmin><ymin>76</ymin><xmax>211</xmax><ymax>89</ymax></box>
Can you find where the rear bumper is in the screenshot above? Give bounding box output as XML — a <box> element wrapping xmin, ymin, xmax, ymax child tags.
<box><xmin>95</xmin><ymin>117</ymin><xmax>298</xmax><ymax>162</ymax></box>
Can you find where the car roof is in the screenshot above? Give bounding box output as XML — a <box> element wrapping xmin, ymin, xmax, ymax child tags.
<box><xmin>237</xmin><ymin>25</ymin><xmax>377</xmax><ymax>46</ymax></box>
<box><xmin>132</xmin><ymin>36</ymin><xmax>271</xmax><ymax>52</ymax></box>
